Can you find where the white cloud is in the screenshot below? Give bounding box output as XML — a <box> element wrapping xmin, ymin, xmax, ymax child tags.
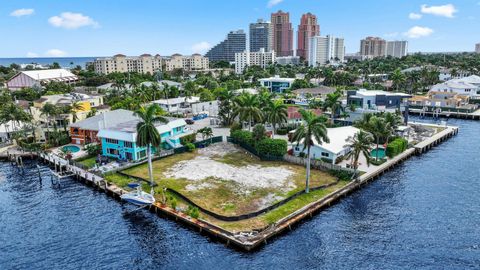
<box><xmin>420</xmin><ymin>4</ymin><xmax>457</xmax><ymax>18</ymax></box>
<box><xmin>267</xmin><ymin>0</ymin><xmax>283</xmax><ymax>8</ymax></box>
<box><xmin>409</xmin><ymin>13</ymin><xmax>422</xmax><ymax>20</ymax></box>
<box><xmin>404</xmin><ymin>26</ymin><xmax>434</xmax><ymax>38</ymax></box>
<box><xmin>10</xmin><ymin>8</ymin><xmax>34</xmax><ymax>17</ymax></box>
<box><xmin>45</xmin><ymin>49</ymin><xmax>67</xmax><ymax>57</ymax></box>
<box><xmin>48</xmin><ymin>12</ymin><xmax>99</xmax><ymax>29</ymax></box>
<box><xmin>26</xmin><ymin>52</ymin><xmax>38</xmax><ymax>57</ymax></box>
<box><xmin>191</xmin><ymin>41</ymin><xmax>211</xmax><ymax>53</ymax></box>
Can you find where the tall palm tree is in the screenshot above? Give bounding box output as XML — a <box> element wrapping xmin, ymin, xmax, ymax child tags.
<box><xmin>70</xmin><ymin>101</ymin><xmax>85</xmax><ymax>123</ymax></box>
<box><xmin>323</xmin><ymin>91</ymin><xmax>343</xmax><ymax>123</ymax></box>
<box><xmin>344</xmin><ymin>130</ymin><xmax>374</xmax><ymax>179</ymax></box>
<box><xmin>265</xmin><ymin>99</ymin><xmax>288</xmax><ymax>136</ymax></box>
<box><xmin>292</xmin><ymin>109</ymin><xmax>330</xmax><ymax>193</ymax></box>
<box><xmin>391</xmin><ymin>68</ymin><xmax>406</xmax><ymax>91</ymax></box>
<box><xmin>369</xmin><ymin>116</ymin><xmax>391</xmax><ymax>161</ymax></box>
<box><xmin>134</xmin><ymin>104</ymin><xmax>168</xmax><ymax>190</ymax></box>
<box><xmin>40</xmin><ymin>103</ymin><xmax>58</xmax><ymax>143</ymax></box>
<box><xmin>232</xmin><ymin>93</ymin><xmax>263</xmax><ymax>131</ymax></box>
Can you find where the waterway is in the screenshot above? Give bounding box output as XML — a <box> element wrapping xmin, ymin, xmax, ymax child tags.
<box><xmin>1</xmin><ymin>118</ymin><xmax>479</xmax><ymax>269</ymax></box>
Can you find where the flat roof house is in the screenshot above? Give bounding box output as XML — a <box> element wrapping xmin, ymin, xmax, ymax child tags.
<box><xmin>259</xmin><ymin>76</ymin><xmax>295</xmax><ymax>93</ymax></box>
<box><xmin>68</xmin><ymin>109</ymin><xmax>139</xmax><ymax>145</ymax></box>
<box><xmin>152</xmin><ymin>97</ymin><xmax>200</xmax><ymax>114</ymax></box>
<box><xmin>6</xmin><ymin>69</ymin><xmax>79</xmax><ymax>91</ymax></box>
<box><xmin>97</xmin><ymin>118</ymin><xmax>188</xmax><ymax>161</ymax></box>
<box><xmin>293</xmin><ymin>126</ymin><xmax>359</xmax><ymax>164</ymax></box>
<box><xmin>346</xmin><ymin>89</ymin><xmax>411</xmax><ymax>123</ymax></box>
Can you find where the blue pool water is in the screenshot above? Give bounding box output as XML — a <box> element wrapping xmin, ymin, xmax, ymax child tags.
<box><xmin>371</xmin><ymin>148</ymin><xmax>386</xmax><ymax>159</ymax></box>
<box><xmin>62</xmin><ymin>145</ymin><xmax>80</xmax><ymax>153</ymax></box>
<box><xmin>0</xmin><ymin>118</ymin><xmax>479</xmax><ymax>269</ymax></box>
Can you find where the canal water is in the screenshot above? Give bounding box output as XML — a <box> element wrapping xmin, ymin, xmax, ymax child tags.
<box><xmin>1</xmin><ymin>118</ymin><xmax>479</xmax><ymax>269</ymax></box>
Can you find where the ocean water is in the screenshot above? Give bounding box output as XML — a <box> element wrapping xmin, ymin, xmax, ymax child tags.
<box><xmin>0</xmin><ymin>117</ymin><xmax>479</xmax><ymax>269</ymax></box>
<box><xmin>0</xmin><ymin>57</ymin><xmax>97</xmax><ymax>69</ymax></box>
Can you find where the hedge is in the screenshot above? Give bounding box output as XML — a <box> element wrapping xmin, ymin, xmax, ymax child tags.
<box><xmin>231</xmin><ymin>130</ymin><xmax>253</xmax><ymax>145</ymax></box>
<box><xmin>180</xmin><ymin>133</ymin><xmax>196</xmax><ymax>145</ymax></box>
<box><xmin>386</xmin><ymin>138</ymin><xmax>408</xmax><ymax>158</ymax></box>
<box><xmin>256</xmin><ymin>138</ymin><xmax>287</xmax><ymax>157</ymax></box>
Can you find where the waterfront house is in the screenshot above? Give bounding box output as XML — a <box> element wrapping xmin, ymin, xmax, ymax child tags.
<box><xmin>293</xmin><ymin>126</ymin><xmax>359</xmax><ymax>164</ymax></box>
<box><xmin>346</xmin><ymin>89</ymin><xmax>411</xmax><ymax>123</ymax></box>
<box><xmin>151</xmin><ymin>97</ymin><xmax>200</xmax><ymax>114</ymax></box>
<box><xmin>6</xmin><ymin>69</ymin><xmax>79</xmax><ymax>91</ymax></box>
<box><xmin>430</xmin><ymin>79</ymin><xmax>479</xmax><ymax>98</ymax></box>
<box><xmin>68</xmin><ymin>109</ymin><xmax>139</xmax><ymax>145</ymax></box>
<box><xmin>97</xmin><ymin>118</ymin><xmax>188</xmax><ymax>161</ymax></box>
<box><xmin>30</xmin><ymin>92</ymin><xmax>108</xmax><ymax>129</ymax></box>
<box><xmin>408</xmin><ymin>92</ymin><xmax>478</xmax><ymax>113</ymax></box>
<box><xmin>259</xmin><ymin>76</ymin><xmax>295</xmax><ymax>93</ymax></box>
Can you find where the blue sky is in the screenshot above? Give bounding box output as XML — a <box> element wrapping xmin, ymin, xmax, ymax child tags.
<box><xmin>1</xmin><ymin>0</ymin><xmax>479</xmax><ymax>57</ymax></box>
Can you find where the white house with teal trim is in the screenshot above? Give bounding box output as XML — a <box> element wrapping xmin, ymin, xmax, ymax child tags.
<box><xmin>97</xmin><ymin>118</ymin><xmax>188</xmax><ymax>161</ymax></box>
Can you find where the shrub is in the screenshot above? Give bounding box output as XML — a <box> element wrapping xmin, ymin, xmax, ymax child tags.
<box><xmin>229</xmin><ymin>122</ymin><xmax>242</xmax><ymax>134</ymax></box>
<box><xmin>180</xmin><ymin>133</ymin><xmax>197</xmax><ymax>145</ymax></box>
<box><xmin>321</xmin><ymin>158</ymin><xmax>333</xmax><ymax>164</ymax></box>
<box><xmin>255</xmin><ymin>138</ymin><xmax>287</xmax><ymax>157</ymax></box>
<box><xmin>186</xmin><ymin>205</ymin><xmax>199</xmax><ymax>219</ymax></box>
<box><xmin>170</xmin><ymin>197</ymin><xmax>177</xmax><ymax>210</ymax></box>
<box><xmin>329</xmin><ymin>170</ymin><xmax>353</xmax><ymax>181</ymax></box>
<box><xmin>386</xmin><ymin>138</ymin><xmax>408</xmax><ymax>158</ymax></box>
<box><xmin>252</xmin><ymin>124</ymin><xmax>267</xmax><ymax>142</ymax></box>
<box><xmin>185</xmin><ymin>143</ymin><xmax>196</xmax><ymax>152</ymax></box>
<box><xmin>370</xmin><ymin>158</ymin><xmax>387</xmax><ymax>166</ymax></box>
<box><xmin>230</xmin><ymin>130</ymin><xmax>253</xmax><ymax>145</ymax></box>
<box><xmin>85</xmin><ymin>143</ymin><xmax>101</xmax><ymax>156</ymax></box>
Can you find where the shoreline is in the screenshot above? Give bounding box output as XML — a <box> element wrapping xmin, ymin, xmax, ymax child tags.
<box><xmin>1</xmin><ymin>124</ymin><xmax>459</xmax><ymax>252</ymax></box>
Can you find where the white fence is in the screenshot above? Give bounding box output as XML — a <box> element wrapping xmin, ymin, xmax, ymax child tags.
<box><xmin>283</xmin><ymin>154</ymin><xmax>355</xmax><ymax>173</ymax></box>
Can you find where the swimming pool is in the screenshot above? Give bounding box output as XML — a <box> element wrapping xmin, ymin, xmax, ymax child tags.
<box><xmin>62</xmin><ymin>145</ymin><xmax>81</xmax><ymax>153</ymax></box>
<box><xmin>371</xmin><ymin>148</ymin><xmax>386</xmax><ymax>159</ymax></box>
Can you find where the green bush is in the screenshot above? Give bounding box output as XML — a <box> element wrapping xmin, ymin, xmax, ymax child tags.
<box><xmin>329</xmin><ymin>170</ymin><xmax>353</xmax><ymax>181</ymax></box>
<box><xmin>386</xmin><ymin>138</ymin><xmax>408</xmax><ymax>158</ymax></box>
<box><xmin>231</xmin><ymin>130</ymin><xmax>253</xmax><ymax>145</ymax></box>
<box><xmin>170</xmin><ymin>197</ymin><xmax>177</xmax><ymax>210</ymax></box>
<box><xmin>85</xmin><ymin>144</ymin><xmax>101</xmax><ymax>156</ymax></box>
<box><xmin>255</xmin><ymin>138</ymin><xmax>287</xmax><ymax>157</ymax></box>
<box><xmin>185</xmin><ymin>143</ymin><xmax>196</xmax><ymax>152</ymax></box>
<box><xmin>321</xmin><ymin>158</ymin><xmax>333</xmax><ymax>164</ymax></box>
<box><xmin>180</xmin><ymin>133</ymin><xmax>197</xmax><ymax>145</ymax></box>
<box><xmin>252</xmin><ymin>124</ymin><xmax>267</xmax><ymax>142</ymax></box>
<box><xmin>370</xmin><ymin>158</ymin><xmax>387</xmax><ymax>166</ymax></box>
<box><xmin>186</xmin><ymin>205</ymin><xmax>199</xmax><ymax>219</ymax></box>
<box><xmin>229</xmin><ymin>122</ymin><xmax>242</xmax><ymax>134</ymax></box>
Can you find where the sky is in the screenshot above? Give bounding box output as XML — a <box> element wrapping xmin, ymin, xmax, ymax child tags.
<box><xmin>1</xmin><ymin>0</ymin><xmax>479</xmax><ymax>57</ymax></box>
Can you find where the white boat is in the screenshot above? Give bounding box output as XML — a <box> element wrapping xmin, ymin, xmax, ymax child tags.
<box><xmin>120</xmin><ymin>183</ymin><xmax>155</xmax><ymax>206</ymax></box>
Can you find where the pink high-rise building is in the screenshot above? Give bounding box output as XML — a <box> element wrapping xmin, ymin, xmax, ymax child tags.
<box><xmin>271</xmin><ymin>10</ymin><xmax>293</xmax><ymax>57</ymax></box>
<box><xmin>297</xmin><ymin>13</ymin><xmax>320</xmax><ymax>60</ymax></box>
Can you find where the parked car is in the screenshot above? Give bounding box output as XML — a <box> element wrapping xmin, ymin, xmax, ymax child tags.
<box><xmin>185</xmin><ymin>119</ymin><xmax>195</xmax><ymax>125</ymax></box>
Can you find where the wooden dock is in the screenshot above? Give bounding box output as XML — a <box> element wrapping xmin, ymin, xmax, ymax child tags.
<box><xmin>24</xmin><ymin>123</ymin><xmax>459</xmax><ymax>251</ymax></box>
<box><xmin>409</xmin><ymin>108</ymin><xmax>480</xmax><ymax>120</ymax></box>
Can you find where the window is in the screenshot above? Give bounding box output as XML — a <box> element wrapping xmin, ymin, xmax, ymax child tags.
<box><xmin>107</xmin><ymin>148</ymin><xmax>118</xmax><ymax>155</ymax></box>
<box><xmin>321</xmin><ymin>152</ymin><xmax>329</xmax><ymax>157</ymax></box>
<box><xmin>125</xmin><ymin>152</ymin><xmax>133</xmax><ymax>160</ymax></box>
<box><xmin>138</xmin><ymin>150</ymin><xmax>146</xmax><ymax>159</ymax></box>
<box><xmin>106</xmin><ymin>138</ymin><xmax>118</xmax><ymax>144</ymax></box>
<box><xmin>124</xmin><ymin>141</ymin><xmax>133</xmax><ymax>148</ymax></box>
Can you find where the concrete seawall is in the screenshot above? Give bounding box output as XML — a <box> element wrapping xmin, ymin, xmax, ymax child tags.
<box><xmin>13</xmin><ymin>124</ymin><xmax>459</xmax><ymax>252</ymax></box>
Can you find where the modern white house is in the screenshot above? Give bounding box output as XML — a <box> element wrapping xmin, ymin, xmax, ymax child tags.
<box><xmin>293</xmin><ymin>126</ymin><xmax>360</xmax><ymax>164</ymax></box>
<box><xmin>6</xmin><ymin>69</ymin><xmax>79</xmax><ymax>91</ymax></box>
<box><xmin>151</xmin><ymin>97</ymin><xmax>201</xmax><ymax>113</ymax></box>
<box><xmin>430</xmin><ymin>77</ymin><xmax>480</xmax><ymax>98</ymax></box>
<box><xmin>259</xmin><ymin>76</ymin><xmax>295</xmax><ymax>93</ymax></box>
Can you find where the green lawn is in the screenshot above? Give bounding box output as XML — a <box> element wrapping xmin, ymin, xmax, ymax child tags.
<box><xmin>76</xmin><ymin>156</ymin><xmax>97</xmax><ymax>169</ymax></box>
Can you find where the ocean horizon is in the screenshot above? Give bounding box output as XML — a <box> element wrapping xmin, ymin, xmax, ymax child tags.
<box><xmin>0</xmin><ymin>57</ymin><xmax>98</xmax><ymax>69</ymax></box>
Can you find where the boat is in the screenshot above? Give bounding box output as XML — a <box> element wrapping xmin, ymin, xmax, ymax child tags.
<box><xmin>120</xmin><ymin>183</ymin><xmax>155</xmax><ymax>206</ymax></box>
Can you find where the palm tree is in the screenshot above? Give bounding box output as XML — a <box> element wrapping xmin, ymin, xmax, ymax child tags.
<box><xmin>391</xmin><ymin>68</ymin><xmax>406</xmax><ymax>91</ymax></box>
<box><xmin>292</xmin><ymin>109</ymin><xmax>330</xmax><ymax>193</ymax></box>
<box><xmin>265</xmin><ymin>99</ymin><xmax>288</xmax><ymax>137</ymax></box>
<box><xmin>134</xmin><ymin>104</ymin><xmax>168</xmax><ymax>191</ymax></box>
<box><xmin>232</xmin><ymin>93</ymin><xmax>263</xmax><ymax>131</ymax></box>
<box><xmin>70</xmin><ymin>102</ymin><xmax>85</xmax><ymax>123</ymax></box>
<box><xmin>40</xmin><ymin>103</ymin><xmax>58</xmax><ymax>143</ymax></box>
<box><xmin>344</xmin><ymin>130</ymin><xmax>374</xmax><ymax>179</ymax></box>
<box><xmin>368</xmin><ymin>116</ymin><xmax>391</xmax><ymax>161</ymax></box>
<box><xmin>323</xmin><ymin>91</ymin><xmax>343</xmax><ymax>123</ymax></box>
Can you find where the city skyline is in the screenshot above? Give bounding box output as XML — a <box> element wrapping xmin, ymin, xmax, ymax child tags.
<box><xmin>1</xmin><ymin>0</ymin><xmax>480</xmax><ymax>57</ymax></box>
